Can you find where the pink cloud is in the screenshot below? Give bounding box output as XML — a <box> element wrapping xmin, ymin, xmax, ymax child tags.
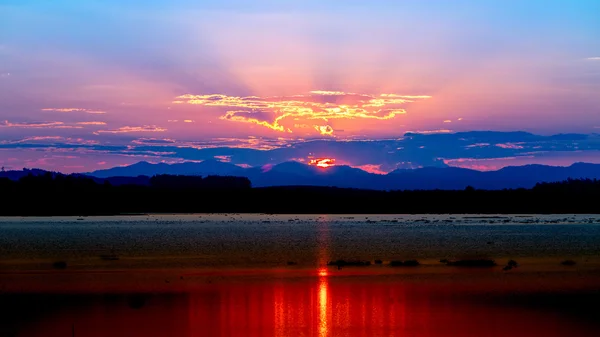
<box><xmin>95</xmin><ymin>125</ymin><xmax>167</xmax><ymax>134</ymax></box>
<box><xmin>352</xmin><ymin>164</ymin><xmax>387</xmax><ymax>174</ymax></box>
<box><xmin>41</xmin><ymin>108</ymin><xmax>107</xmax><ymax>114</ymax></box>
<box><xmin>76</xmin><ymin>121</ymin><xmax>107</xmax><ymax>125</ymax></box>
<box><xmin>0</xmin><ymin>120</ymin><xmax>83</xmax><ymax>129</ymax></box>
<box><xmin>214</xmin><ymin>155</ymin><xmax>231</xmax><ymax>162</ymax></box>
<box><xmin>495</xmin><ymin>143</ymin><xmax>524</xmax><ymax>149</ymax></box>
<box><xmin>405</xmin><ymin>129</ymin><xmax>453</xmax><ymax>134</ymax></box>
<box><xmin>465</xmin><ymin>143</ymin><xmax>490</xmax><ymax>148</ymax></box>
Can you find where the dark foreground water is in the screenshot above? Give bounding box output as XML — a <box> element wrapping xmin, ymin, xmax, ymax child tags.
<box><xmin>2</xmin><ymin>274</ymin><xmax>600</xmax><ymax>337</ymax></box>
<box><xmin>1</xmin><ymin>214</ymin><xmax>600</xmax><ymax>336</ymax></box>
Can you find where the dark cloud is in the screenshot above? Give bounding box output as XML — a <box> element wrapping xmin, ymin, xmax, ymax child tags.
<box><xmin>2</xmin><ymin>131</ymin><xmax>600</xmax><ymax>172</ymax></box>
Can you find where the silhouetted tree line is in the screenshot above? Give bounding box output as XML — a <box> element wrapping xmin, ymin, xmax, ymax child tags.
<box><xmin>0</xmin><ymin>173</ymin><xmax>598</xmax><ymax>215</ymax></box>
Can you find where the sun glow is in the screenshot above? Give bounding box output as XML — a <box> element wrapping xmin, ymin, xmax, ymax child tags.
<box><xmin>309</xmin><ymin>158</ymin><xmax>336</xmax><ymax>168</ymax></box>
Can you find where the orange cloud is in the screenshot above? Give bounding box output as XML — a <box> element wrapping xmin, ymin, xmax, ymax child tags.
<box><xmin>95</xmin><ymin>125</ymin><xmax>167</xmax><ymax>134</ymax></box>
<box><xmin>42</xmin><ymin>108</ymin><xmax>107</xmax><ymax>114</ymax></box>
<box><xmin>315</xmin><ymin>125</ymin><xmax>334</xmax><ymax>136</ymax></box>
<box><xmin>174</xmin><ymin>90</ymin><xmax>430</xmax><ymax>136</ymax></box>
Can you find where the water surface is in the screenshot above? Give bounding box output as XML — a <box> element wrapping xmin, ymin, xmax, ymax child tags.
<box><xmin>1</xmin><ymin>214</ymin><xmax>600</xmax><ymax>336</ymax></box>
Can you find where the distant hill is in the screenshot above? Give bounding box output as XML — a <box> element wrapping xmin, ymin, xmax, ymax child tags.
<box><xmin>81</xmin><ymin>160</ymin><xmax>600</xmax><ymax>190</ymax></box>
<box><xmin>0</xmin><ymin>169</ymin><xmax>58</xmax><ymax>180</ymax></box>
<box><xmin>87</xmin><ymin>159</ymin><xmax>246</xmax><ymax>178</ymax></box>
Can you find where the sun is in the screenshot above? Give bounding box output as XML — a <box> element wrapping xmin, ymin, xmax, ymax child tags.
<box><xmin>309</xmin><ymin>158</ymin><xmax>336</xmax><ymax>168</ymax></box>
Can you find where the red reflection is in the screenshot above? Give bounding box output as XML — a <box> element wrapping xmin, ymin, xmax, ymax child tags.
<box><xmin>7</xmin><ymin>281</ymin><xmax>599</xmax><ymax>337</ymax></box>
<box><xmin>318</xmin><ymin>271</ymin><xmax>329</xmax><ymax>337</ymax></box>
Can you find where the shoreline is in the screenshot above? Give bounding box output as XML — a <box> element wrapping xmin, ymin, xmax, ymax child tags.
<box><xmin>2</xmin><ymin>211</ymin><xmax>600</xmax><ymax>217</ymax></box>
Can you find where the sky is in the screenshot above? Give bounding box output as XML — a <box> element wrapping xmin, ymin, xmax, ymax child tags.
<box><xmin>1</xmin><ymin>0</ymin><xmax>599</xmax><ymax>173</ymax></box>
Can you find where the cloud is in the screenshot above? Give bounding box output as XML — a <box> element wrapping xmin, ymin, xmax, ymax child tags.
<box><xmin>2</xmin><ymin>131</ymin><xmax>600</xmax><ymax>173</ymax></box>
<box><xmin>76</xmin><ymin>121</ymin><xmax>107</xmax><ymax>125</ymax></box>
<box><xmin>315</xmin><ymin>125</ymin><xmax>334</xmax><ymax>136</ymax></box>
<box><xmin>465</xmin><ymin>143</ymin><xmax>490</xmax><ymax>148</ymax></box>
<box><xmin>0</xmin><ymin>120</ymin><xmax>83</xmax><ymax>129</ymax></box>
<box><xmin>42</xmin><ymin>108</ymin><xmax>107</xmax><ymax>114</ymax></box>
<box><xmin>352</xmin><ymin>164</ymin><xmax>387</xmax><ymax>175</ymax></box>
<box><xmin>587</xmin><ymin>57</ymin><xmax>600</xmax><ymax>61</ymax></box>
<box><xmin>131</xmin><ymin>138</ymin><xmax>177</xmax><ymax>145</ymax></box>
<box><xmin>167</xmin><ymin>119</ymin><xmax>195</xmax><ymax>123</ymax></box>
<box><xmin>95</xmin><ymin>125</ymin><xmax>167</xmax><ymax>134</ymax></box>
<box><xmin>0</xmin><ymin>136</ymin><xmax>98</xmax><ymax>146</ymax></box>
<box><xmin>495</xmin><ymin>143</ymin><xmax>524</xmax><ymax>149</ymax></box>
<box><xmin>214</xmin><ymin>155</ymin><xmax>231</xmax><ymax>162</ymax></box>
<box><xmin>405</xmin><ymin>129</ymin><xmax>453</xmax><ymax>134</ymax></box>
<box><xmin>443</xmin><ymin>120</ymin><xmax>452</xmax><ymax>123</ymax></box>
<box><xmin>0</xmin><ymin>136</ymin><xmax>62</xmax><ymax>144</ymax></box>
<box><xmin>174</xmin><ymin>90</ymin><xmax>430</xmax><ymax>136</ymax></box>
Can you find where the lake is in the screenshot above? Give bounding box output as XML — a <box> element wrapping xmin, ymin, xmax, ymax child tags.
<box><xmin>1</xmin><ymin>214</ymin><xmax>600</xmax><ymax>336</ymax></box>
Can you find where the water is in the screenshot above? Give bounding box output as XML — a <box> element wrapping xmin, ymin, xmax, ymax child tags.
<box><xmin>1</xmin><ymin>214</ymin><xmax>599</xmax><ymax>265</ymax></box>
<box><xmin>1</xmin><ymin>214</ymin><xmax>600</xmax><ymax>336</ymax></box>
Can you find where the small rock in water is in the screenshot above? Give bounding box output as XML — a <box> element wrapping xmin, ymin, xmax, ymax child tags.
<box><xmin>52</xmin><ymin>261</ymin><xmax>67</xmax><ymax>269</ymax></box>
<box><xmin>390</xmin><ymin>260</ymin><xmax>420</xmax><ymax>267</ymax></box>
<box><xmin>446</xmin><ymin>259</ymin><xmax>496</xmax><ymax>267</ymax></box>
<box><xmin>327</xmin><ymin>260</ymin><xmax>371</xmax><ymax>268</ymax></box>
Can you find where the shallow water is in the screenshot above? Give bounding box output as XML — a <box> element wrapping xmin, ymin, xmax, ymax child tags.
<box><xmin>1</xmin><ymin>214</ymin><xmax>599</xmax><ymax>266</ymax></box>
<box><xmin>1</xmin><ymin>214</ymin><xmax>600</xmax><ymax>336</ymax></box>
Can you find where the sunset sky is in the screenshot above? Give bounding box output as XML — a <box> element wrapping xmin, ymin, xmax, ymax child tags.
<box><xmin>1</xmin><ymin>1</ymin><xmax>599</xmax><ymax>172</ymax></box>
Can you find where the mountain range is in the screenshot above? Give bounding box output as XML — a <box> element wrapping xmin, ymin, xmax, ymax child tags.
<box><xmin>88</xmin><ymin>160</ymin><xmax>600</xmax><ymax>190</ymax></box>
<box><xmin>3</xmin><ymin>160</ymin><xmax>600</xmax><ymax>190</ymax></box>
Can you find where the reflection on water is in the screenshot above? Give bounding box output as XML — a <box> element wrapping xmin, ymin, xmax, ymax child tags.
<box><xmin>317</xmin><ymin>217</ymin><xmax>329</xmax><ymax>337</ymax></box>
<box><xmin>318</xmin><ymin>270</ymin><xmax>328</xmax><ymax>337</ymax></box>
<box><xmin>3</xmin><ymin>278</ymin><xmax>599</xmax><ymax>337</ymax></box>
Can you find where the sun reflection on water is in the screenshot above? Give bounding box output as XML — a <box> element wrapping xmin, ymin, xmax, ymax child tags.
<box><xmin>318</xmin><ymin>268</ymin><xmax>329</xmax><ymax>337</ymax></box>
<box><xmin>317</xmin><ymin>216</ymin><xmax>330</xmax><ymax>336</ymax></box>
